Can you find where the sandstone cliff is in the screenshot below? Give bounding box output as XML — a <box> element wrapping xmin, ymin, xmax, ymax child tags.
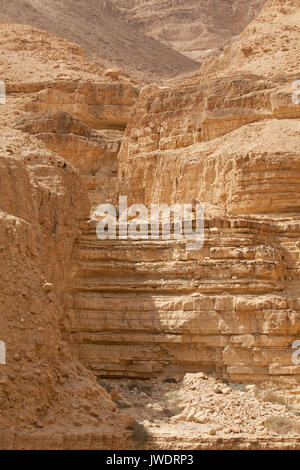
<box><xmin>0</xmin><ymin>0</ymin><xmax>199</xmax><ymax>81</ymax></box>
<box><xmin>0</xmin><ymin>23</ymin><xmax>136</xmax><ymax>449</ymax></box>
<box><xmin>67</xmin><ymin>0</ymin><xmax>300</xmax><ymax>402</ymax></box>
<box><xmin>119</xmin><ymin>0</ymin><xmax>300</xmax><ymax>209</ymax></box>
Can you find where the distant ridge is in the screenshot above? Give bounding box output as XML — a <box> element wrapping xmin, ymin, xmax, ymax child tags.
<box><xmin>0</xmin><ymin>0</ymin><xmax>200</xmax><ymax>82</ymax></box>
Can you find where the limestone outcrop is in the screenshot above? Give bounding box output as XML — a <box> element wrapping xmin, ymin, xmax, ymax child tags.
<box><xmin>2</xmin><ymin>23</ymin><xmax>140</xmax><ymax>211</ymax></box>
<box><xmin>0</xmin><ymin>0</ymin><xmax>200</xmax><ymax>81</ymax></box>
<box><xmin>0</xmin><ymin>23</ymin><xmax>136</xmax><ymax>449</ymax></box>
<box><xmin>118</xmin><ymin>0</ymin><xmax>300</xmax><ymax>210</ymax></box>
<box><xmin>99</xmin><ymin>373</ymin><xmax>300</xmax><ymax>449</ymax></box>
<box><xmin>0</xmin><ymin>129</ymin><xmax>136</xmax><ymax>449</ymax></box>
<box><xmin>67</xmin><ymin>217</ymin><xmax>300</xmax><ymax>388</ymax></box>
<box><xmin>65</xmin><ymin>0</ymin><xmax>300</xmax><ymax>400</ymax></box>
<box><xmin>1</xmin><ymin>0</ymin><xmax>300</xmax><ymax>451</ymax></box>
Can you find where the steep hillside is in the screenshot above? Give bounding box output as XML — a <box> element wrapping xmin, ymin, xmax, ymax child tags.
<box><xmin>0</xmin><ymin>22</ymin><xmax>137</xmax><ymax>449</ymax></box>
<box><xmin>108</xmin><ymin>0</ymin><xmax>266</xmax><ymax>61</ymax></box>
<box><xmin>0</xmin><ymin>0</ymin><xmax>199</xmax><ymax>82</ymax></box>
<box><xmin>1</xmin><ymin>0</ymin><xmax>300</xmax><ymax>451</ymax></box>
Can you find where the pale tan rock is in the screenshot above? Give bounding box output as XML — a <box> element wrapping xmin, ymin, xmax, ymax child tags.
<box><xmin>194</xmin><ymin>413</ymin><xmax>208</xmax><ymax>424</ymax></box>
<box><xmin>1</xmin><ymin>0</ymin><xmax>199</xmax><ymax>81</ymax></box>
<box><xmin>1</xmin><ymin>0</ymin><xmax>300</xmax><ymax>452</ymax></box>
<box><xmin>0</xmin><ymin>23</ymin><xmax>136</xmax><ymax>450</ymax></box>
<box><xmin>110</xmin><ymin>0</ymin><xmax>265</xmax><ymax>62</ymax></box>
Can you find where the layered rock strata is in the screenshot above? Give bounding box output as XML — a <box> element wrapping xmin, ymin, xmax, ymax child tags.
<box><xmin>0</xmin><ymin>23</ymin><xmax>137</xmax><ymax>449</ymax></box>
<box><xmin>66</xmin><ymin>216</ymin><xmax>300</xmax><ymax>393</ymax></box>
<box><xmin>65</xmin><ymin>1</ymin><xmax>300</xmax><ymax>401</ymax></box>
<box><xmin>1</xmin><ymin>1</ymin><xmax>300</xmax><ymax>450</ymax></box>
<box><xmin>0</xmin><ymin>0</ymin><xmax>200</xmax><ymax>81</ymax></box>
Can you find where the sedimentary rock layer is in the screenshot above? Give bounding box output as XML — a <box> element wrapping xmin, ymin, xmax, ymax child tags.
<box><xmin>109</xmin><ymin>0</ymin><xmax>265</xmax><ymax>61</ymax></box>
<box><xmin>0</xmin><ymin>23</ymin><xmax>136</xmax><ymax>449</ymax></box>
<box><xmin>65</xmin><ymin>1</ymin><xmax>300</xmax><ymax>399</ymax></box>
<box><xmin>66</xmin><ymin>217</ymin><xmax>300</xmax><ymax>394</ymax></box>
<box><xmin>1</xmin><ymin>0</ymin><xmax>300</xmax><ymax>450</ymax></box>
<box><xmin>118</xmin><ymin>0</ymin><xmax>300</xmax><ymax>209</ymax></box>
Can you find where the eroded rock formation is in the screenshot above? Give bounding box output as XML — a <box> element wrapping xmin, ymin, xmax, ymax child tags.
<box><xmin>0</xmin><ymin>23</ymin><xmax>136</xmax><ymax>449</ymax></box>
<box><xmin>66</xmin><ymin>0</ymin><xmax>300</xmax><ymax>399</ymax></box>
<box><xmin>1</xmin><ymin>0</ymin><xmax>300</xmax><ymax>450</ymax></box>
<box><xmin>108</xmin><ymin>0</ymin><xmax>266</xmax><ymax>61</ymax></box>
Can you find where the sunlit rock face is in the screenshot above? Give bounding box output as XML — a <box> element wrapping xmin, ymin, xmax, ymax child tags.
<box><xmin>67</xmin><ymin>1</ymin><xmax>300</xmax><ymax>393</ymax></box>
<box><xmin>1</xmin><ymin>0</ymin><xmax>300</xmax><ymax>451</ymax></box>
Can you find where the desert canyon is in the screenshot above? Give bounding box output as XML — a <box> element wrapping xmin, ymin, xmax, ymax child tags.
<box><xmin>0</xmin><ymin>0</ymin><xmax>300</xmax><ymax>450</ymax></box>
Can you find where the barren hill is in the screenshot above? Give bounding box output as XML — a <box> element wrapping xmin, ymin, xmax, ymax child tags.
<box><xmin>108</xmin><ymin>0</ymin><xmax>266</xmax><ymax>61</ymax></box>
<box><xmin>0</xmin><ymin>0</ymin><xmax>199</xmax><ymax>81</ymax></box>
<box><xmin>1</xmin><ymin>0</ymin><xmax>300</xmax><ymax>451</ymax></box>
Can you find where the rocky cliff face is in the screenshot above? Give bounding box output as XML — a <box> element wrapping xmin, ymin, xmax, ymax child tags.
<box><xmin>0</xmin><ymin>23</ymin><xmax>136</xmax><ymax>449</ymax></box>
<box><xmin>109</xmin><ymin>0</ymin><xmax>266</xmax><ymax>61</ymax></box>
<box><xmin>0</xmin><ymin>0</ymin><xmax>200</xmax><ymax>81</ymax></box>
<box><xmin>0</xmin><ymin>130</ymin><xmax>135</xmax><ymax>449</ymax></box>
<box><xmin>66</xmin><ymin>0</ymin><xmax>300</xmax><ymax>397</ymax></box>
